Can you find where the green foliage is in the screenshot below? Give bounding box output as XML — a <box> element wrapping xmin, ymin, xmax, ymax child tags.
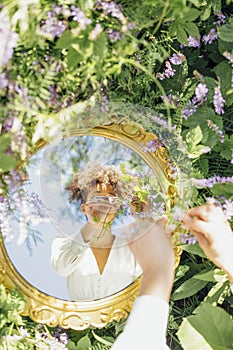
<box><xmin>177</xmin><ymin>303</ymin><xmax>233</xmax><ymax>349</ymax></box>
<box><xmin>1</xmin><ymin>1</ymin><xmax>233</xmax><ymax>349</ymax></box>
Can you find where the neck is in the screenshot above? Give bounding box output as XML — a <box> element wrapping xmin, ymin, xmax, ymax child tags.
<box><xmin>81</xmin><ymin>222</ymin><xmax>115</xmax><ymax>248</ymax></box>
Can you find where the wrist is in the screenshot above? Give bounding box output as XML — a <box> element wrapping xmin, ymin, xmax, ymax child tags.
<box><xmin>139</xmin><ymin>270</ymin><xmax>174</xmax><ymax>302</ymax></box>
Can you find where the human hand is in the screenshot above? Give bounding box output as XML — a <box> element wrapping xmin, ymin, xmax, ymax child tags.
<box><xmin>183</xmin><ymin>204</ymin><xmax>233</xmax><ymax>284</ymax></box>
<box><xmin>126</xmin><ymin>217</ymin><xmax>175</xmax><ymax>302</ymax></box>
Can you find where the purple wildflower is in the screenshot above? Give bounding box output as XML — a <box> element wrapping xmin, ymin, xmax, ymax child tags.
<box><xmin>161</xmin><ymin>94</ymin><xmax>180</xmax><ymax>107</ymax></box>
<box><xmin>207</xmin><ymin>120</ymin><xmax>224</xmax><ymax>143</ymax></box>
<box><xmin>157</xmin><ymin>72</ymin><xmax>165</xmax><ymax>80</ymax></box>
<box><xmin>213</xmin><ymin>85</ymin><xmax>225</xmax><ymax>115</ymax></box>
<box><xmin>100</xmin><ymin>94</ymin><xmax>109</xmax><ymax>112</ymax></box>
<box><xmin>143</xmin><ymin>139</ymin><xmax>163</xmax><ymax>153</ymax></box>
<box><xmin>0</xmin><ymin>16</ymin><xmax>18</xmax><ymax>67</ymax></box>
<box><xmin>150</xmin><ymin>115</ymin><xmax>176</xmax><ymax>130</ymax></box>
<box><xmin>195</xmin><ymin>83</ymin><xmax>208</xmax><ymax>104</ymax></box>
<box><xmin>107</xmin><ymin>29</ymin><xmax>122</xmax><ymax>41</ymax></box>
<box><xmin>181</xmin><ymin>97</ymin><xmax>198</xmax><ymax>119</ymax></box>
<box><xmin>128</xmin><ymin>22</ymin><xmax>136</xmax><ymax>30</ymax></box>
<box><xmin>231</xmin><ymin>154</ymin><xmax>233</xmax><ymax>165</ymax></box>
<box><xmin>52</xmin><ymin>326</ymin><xmax>69</xmax><ymax>345</ymax></box>
<box><xmin>203</xmin><ymin>28</ymin><xmax>218</xmax><ymax>44</ymax></box>
<box><xmin>167</xmin><ymin>158</ymin><xmax>178</xmax><ymax>179</ymax></box>
<box><xmin>187</xmin><ymin>36</ymin><xmax>201</xmax><ymax>48</ymax></box>
<box><xmin>40</xmin><ymin>15</ymin><xmax>66</xmax><ymax>39</ymax></box>
<box><xmin>214</xmin><ymin>11</ymin><xmax>226</xmax><ymax>26</ymax></box>
<box><xmin>164</xmin><ymin>61</ymin><xmax>176</xmax><ymax>78</ymax></box>
<box><xmin>169</xmin><ymin>53</ymin><xmax>185</xmax><ymax>65</ymax></box>
<box><xmin>95</xmin><ymin>1</ymin><xmax>126</xmax><ymax>25</ymax></box>
<box><xmin>192</xmin><ymin>175</ymin><xmax>233</xmax><ymax>188</ymax></box>
<box><xmin>89</xmin><ymin>23</ymin><xmax>102</xmax><ymax>40</ymax></box>
<box><xmin>1</xmin><ymin>170</ymin><xmax>49</xmax><ymax>245</ymax></box>
<box><xmin>70</xmin><ymin>6</ymin><xmax>92</xmax><ymax>29</ymax></box>
<box><xmin>2</xmin><ymin>115</ymin><xmax>15</xmax><ymax>132</ymax></box>
<box><xmin>179</xmin><ymin>233</ymin><xmax>197</xmax><ymax>244</ymax></box>
<box><xmin>0</xmin><ymin>73</ymin><xmax>8</xmax><ymax>89</ymax></box>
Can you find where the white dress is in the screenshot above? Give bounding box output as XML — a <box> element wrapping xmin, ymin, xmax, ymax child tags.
<box><xmin>51</xmin><ymin>228</ymin><xmax>142</xmax><ymax>301</ymax></box>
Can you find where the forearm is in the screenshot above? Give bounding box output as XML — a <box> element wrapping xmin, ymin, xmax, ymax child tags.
<box><xmin>139</xmin><ymin>269</ymin><xmax>174</xmax><ymax>303</ymax></box>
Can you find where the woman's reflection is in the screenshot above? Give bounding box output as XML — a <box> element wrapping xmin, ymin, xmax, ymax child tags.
<box><xmin>51</xmin><ymin>162</ymin><xmax>142</xmax><ymax>301</ymax></box>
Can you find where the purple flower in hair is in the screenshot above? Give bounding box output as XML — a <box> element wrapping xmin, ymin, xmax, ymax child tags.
<box><xmin>213</xmin><ymin>85</ymin><xmax>225</xmax><ymax>115</ymax></box>
<box><xmin>195</xmin><ymin>83</ymin><xmax>208</xmax><ymax>104</ymax></box>
<box><xmin>203</xmin><ymin>28</ymin><xmax>218</xmax><ymax>44</ymax></box>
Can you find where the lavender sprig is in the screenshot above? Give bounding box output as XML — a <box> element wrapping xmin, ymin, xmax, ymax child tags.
<box><xmin>213</xmin><ymin>85</ymin><xmax>225</xmax><ymax>115</ymax></box>
<box><xmin>169</xmin><ymin>53</ymin><xmax>185</xmax><ymax>65</ymax></box>
<box><xmin>0</xmin><ymin>15</ymin><xmax>18</xmax><ymax>69</ymax></box>
<box><xmin>207</xmin><ymin>120</ymin><xmax>224</xmax><ymax>143</ymax></box>
<box><xmin>203</xmin><ymin>28</ymin><xmax>218</xmax><ymax>44</ymax></box>
<box><xmin>192</xmin><ymin>175</ymin><xmax>233</xmax><ymax>188</ymax></box>
<box><xmin>195</xmin><ymin>83</ymin><xmax>208</xmax><ymax>104</ymax></box>
<box><xmin>187</xmin><ymin>36</ymin><xmax>201</xmax><ymax>48</ymax></box>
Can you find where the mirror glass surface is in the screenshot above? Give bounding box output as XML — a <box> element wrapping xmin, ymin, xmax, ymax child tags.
<box><xmin>4</xmin><ymin>135</ymin><xmax>165</xmax><ymax>301</ymax></box>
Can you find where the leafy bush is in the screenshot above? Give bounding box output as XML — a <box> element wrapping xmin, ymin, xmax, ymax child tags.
<box><xmin>0</xmin><ymin>0</ymin><xmax>233</xmax><ymax>348</ymax></box>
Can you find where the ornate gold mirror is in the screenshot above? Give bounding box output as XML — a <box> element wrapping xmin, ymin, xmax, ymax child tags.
<box><xmin>0</xmin><ymin>104</ymin><xmax>192</xmax><ymax>330</ymax></box>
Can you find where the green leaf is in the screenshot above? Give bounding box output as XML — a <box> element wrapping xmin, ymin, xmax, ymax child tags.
<box><xmin>178</xmin><ymin>303</ymin><xmax>233</xmax><ymax>350</ymax></box>
<box><xmin>177</xmin><ymin>24</ymin><xmax>188</xmax><ymax>44</ymax></box>
<box><xmin>178</xmin><ymin>317</ymin><xmax>212</xmax><ymax>350</ymax></box>
<box><xmin>93</xmin><ymin>32</ymin><xmax>107</xmax><ymax>63</ymax></box>
<box><xmin>0</xmin><ymin>153</ymin><xmax>18</xmax><ymax>173</ymax></box>
<box><xmin>184</xmin><ymin>8</ymin><xmax>200</xmax><ymax>21</ymax></box>
<box><xmin>218</xmin><ymin>18</ymin><xmax>233</xmax><ymax>42</ymax></box>
<box><xmin>180</xmin><ymin>243</ymin><xmax>207</xmax><ymax>258</ymax></box>
<box><xmin>183</xmin><ymin>22</ymin><xmax>199</xmax><ymax>37</ymax></box>
<box><xmin>92</xmin><ymin>331</ymin><xmax>114</xmax><ymax>346</ymax></box>
<box><xmin>205</xmin><ymin>280</ymin><xmax>229</xmax><ymax>305</ymax></box>
<box><xmin>185</xmin><ymin>125</ymin><xmax>203</xmax><ymax>151</ymax></box>
<box><xmin>0</xmin><ymin>134</ymin><xmax>11</xmax><ymax>152</ymax></box>
<box><xmin>55</xmin><ymin>30</ymin><xmax>76</xmax><ymax>49</ymax></box>
<box><xmin>210</xmin><ymin>183</ymin><xmax>233</xmax><ymax>197</ymax></box>
<box><xmin>175</xmin><ymin>265</ymin><xmax>190</xmax><ymax>282</ymax></box>
<box><xmin>172</xmin><ymin>277</ymin><xmax>208</xmax><ymax>300</ymax></box>
<box><xmin>213</xmin><ymin>61</ymin><xmax>233</xmax><ymax>106</ymax></box>
<box><xmin>77</xmin><ymin>335</ymin><xmax>91</xmax><ymax>350</ymax></box>
<box><xmin>194</xmin><ymin>269</ymin><xmax>216</xmax><ymax>282</ymax></box>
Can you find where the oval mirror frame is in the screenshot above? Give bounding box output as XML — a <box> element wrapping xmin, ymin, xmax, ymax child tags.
<box><xmin>0</xmin><ymin>121</ymin><xmax>182</xmax><ymax>330</ymax></box>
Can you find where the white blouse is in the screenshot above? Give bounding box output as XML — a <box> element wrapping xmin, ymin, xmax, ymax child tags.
<box><xmin>51</xmin><ymin>228</ymin><xmax>142</xmax><ymax>301</ymax></box>
<box><xmin>111</xmin><ymin>295</ymin><xmax>170</xmax><ymax>350</ymax></box>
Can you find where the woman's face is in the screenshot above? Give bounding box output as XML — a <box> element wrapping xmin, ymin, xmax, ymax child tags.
<box><xmin>81</xmin><ymin>183</ymin><xmax>119</xmax><ymax>227</ymax></box>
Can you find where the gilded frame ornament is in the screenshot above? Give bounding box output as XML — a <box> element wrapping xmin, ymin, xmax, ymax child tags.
<box><xmin>0</xmin><ymin>121</ymin><xmax>182</xmax><ymax>330</ymax></box>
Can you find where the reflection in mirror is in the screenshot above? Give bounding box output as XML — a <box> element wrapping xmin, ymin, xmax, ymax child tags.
<box><xmin>4</xmin><ymin>135</ymin><xmax>165</xmax><ymax>301</ymax></box>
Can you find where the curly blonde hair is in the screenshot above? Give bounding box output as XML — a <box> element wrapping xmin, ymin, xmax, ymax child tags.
<box><xmin>66</xmin><ymin>161</ymin><xmax>126</xmax><ymax>203</ymax></box>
